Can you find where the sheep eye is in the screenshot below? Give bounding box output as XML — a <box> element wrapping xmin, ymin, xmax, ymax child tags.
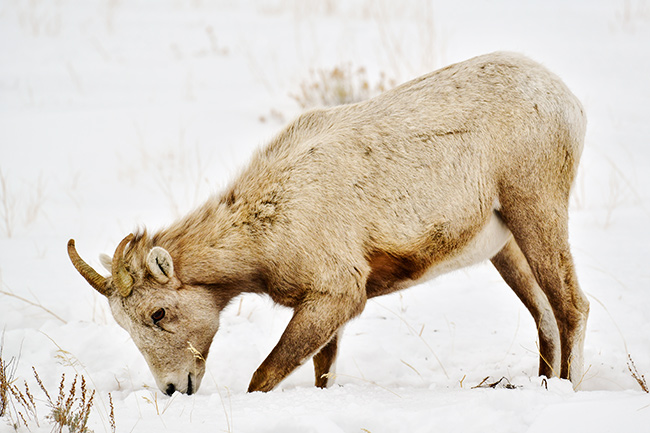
<box><xmin>151</xmin><ymin>308</ymin><xmax>165</xmax><ymax>323</ymax></box>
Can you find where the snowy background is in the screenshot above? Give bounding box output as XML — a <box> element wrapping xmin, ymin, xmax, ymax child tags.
<box><xmin>1</xmin><ymin>0</ymin><xmax>649</xmax><ymax>432</ymax></box>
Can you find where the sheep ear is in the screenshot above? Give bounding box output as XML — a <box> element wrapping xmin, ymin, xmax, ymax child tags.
<box><xmin>99</xmin><ymin>254</ymin><xmax>112</xmax><ymax>273</ymax></box>
<box><xmin>146</xmin><ymin>247</ymin><xmax>174</xmax><ymax>283</ymax></box>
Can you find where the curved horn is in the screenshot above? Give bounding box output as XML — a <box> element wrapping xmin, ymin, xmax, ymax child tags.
<box><xmin>112</xmin><ymin>234</ymin><xmax>135</xmax><ymax>297</ymax></box>
<box><xmin>67</xmin><ymin>239</ymin><xmax>109</xmax><ymax>296</ymax></box>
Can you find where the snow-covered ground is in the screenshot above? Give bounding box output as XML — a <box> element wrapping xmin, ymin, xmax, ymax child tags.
<box><xmin>1</xmin><ymin>0</ymin><xmax>649</xmax><ymax>432</ymax></box>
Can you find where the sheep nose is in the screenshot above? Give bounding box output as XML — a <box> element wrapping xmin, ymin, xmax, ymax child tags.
<box><xmin>165</xmin><ymin>383</ymin><xmax>176</xmax><ymax>396</ymax></box>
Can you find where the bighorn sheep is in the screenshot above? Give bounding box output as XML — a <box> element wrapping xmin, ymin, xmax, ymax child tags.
<box><xmin>68</xmin><ymin>52</ymin><xmax>588</xmax><ymax>394</ymax></box>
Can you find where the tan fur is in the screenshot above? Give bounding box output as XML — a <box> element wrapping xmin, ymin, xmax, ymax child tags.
<box><xmin>69</xmin><ymin>52</ymin><xmax>588</xmax><ymax>394</ymax></box>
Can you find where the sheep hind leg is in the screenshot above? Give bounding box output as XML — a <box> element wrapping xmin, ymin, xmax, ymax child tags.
<box><xmin>491</xmin><ymin>236</ymin><xmax>561</xmax><ymax>378</ymax></box>
<box><xmin>499</xmin><ymin>202</ymin><xmax>589</xmax><ymax>386</ymax></box>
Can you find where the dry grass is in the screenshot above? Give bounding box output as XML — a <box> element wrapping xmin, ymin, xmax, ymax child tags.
<box><xmin>627</xmin><ymin>354</ymin><xmax>649</xmax><ymax>393</ymax></box>
<box><xmin>44</xmin><ymin>373</ymin><xmax>95</xmax><ymax>433</ymax></box>
<box><xmin>188</xmin><ymin>341</ymin><xmax>233</xmax><ymax>433</ymax></box>
<box><xmin>127</xmin><ymin>122</ymin><xmax>214</xmax><ymax>218</ymax></box>
<box><xmin>472</xmin><ymin>376</ymin><xmax>518</xmax><ymax>390</ymax></box>
<box><xmin>108</xmin><ymin>392</ymin><xmax>116</xmax><ymax>433</ymax></box>
<box><xmin>290</xmin><ymin>64</ymin><xmax>396</xmax><ymax>109</ymax></box>
<box><xmin>371</xmin><ymin>0</ymin><xmax>439</xmax><ymax>81</ymax></box>
<box><xmin>321</xmin><ymin>372</ymin><xmax>402</xmax><ymax>398</ymax></box>
<box><xmin>1</xmin><ymin>353</ymin><xmax>39</xmax><ymax>430</ymax></box>
<box><xmin>0</xmin><ymin>349</ymin><xmax>117</xmax><ymax>432</ymax></box>
<box><xmin>0</xmin><ymin>168</ymin><xmax>16</xmax><ymax>238</ymax></box>
<box><xmin>0</xmin><ymin>287</ymin><xmax>67</xmax><ymax>324</ymax></box>
<box><xmin>15</xmin><ymin>0</ymin><xmax>63</xmax><ymax>37</ymax></box>
<box><xmin>612</xmin><ymin>0</ymin><xmax>650</xmax><ymax>33</ymax></box>
<box><xmin>0</xmin><ymin>168</ymin><xmax>48</xmax><ymax>238</ymax></box>
<box><xmin>1</xmin><ymin>363</ymin><xmax>96</xmax><ymax>432</ymax></box>
<box><xmin>373</xmin><ymin>301</ymin><xmax>449</xmax><ymax>379</ymax></box>
<box><xmin>0</xmin><ymin>352</ymin><xmax>17</xmax><ymax>420</ymax></box>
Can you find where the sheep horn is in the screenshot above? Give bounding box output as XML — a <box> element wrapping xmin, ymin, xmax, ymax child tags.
<box><xmin>67</xmin><ymin>239</ymin><xmax>109</xmax><ymax>296</ymax></box>
<box><xmin>112</xmin><ymin>234</ymin><xmax>135</xmax><ymax>297</ymax></box>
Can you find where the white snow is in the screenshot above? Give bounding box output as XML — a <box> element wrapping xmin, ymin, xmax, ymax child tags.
<box><xmin>1</xmin><ymin>1</ymin><xmax>649</xmax><ymax>432</ymax></box>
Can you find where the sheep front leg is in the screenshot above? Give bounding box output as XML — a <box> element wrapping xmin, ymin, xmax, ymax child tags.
<box><xmin>313</xmin><ymin>327</ymin><xmax>344</xmax><ymax>388</ymax></box>
<box><xmin>248</xmin><ymin>296</ymin><xmax>362</xmax><ymax>393</ymax></box>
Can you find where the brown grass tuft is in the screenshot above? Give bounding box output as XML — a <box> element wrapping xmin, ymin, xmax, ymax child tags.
<box><xmin>108</xmin><ymin>392</ymin><xmax>116</xmax><ymax>433</ymax></box>
<box><xmin>46</xmin><ymin>373</ymin><xmax>96</xmax><ymax>433</ymax></box>
<box><xmin>627</xmin><ymin>353</ymin><xmax>649</xmax><ymax>393</ymax></box>
<box><xmin>0</xmin><ymin>355</ymin><xmax>100</xmax><ymax>432</ymax></box>
<box><xmin>290</xmin><ymin>64</ymin><xmax>396</xmax><ymax>109</ymax></box>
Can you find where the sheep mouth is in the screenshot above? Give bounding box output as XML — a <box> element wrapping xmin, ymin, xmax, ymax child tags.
<box><xmin>187</xmin><ymin>373</ymin><xmax>194</xmax><ymax>395</ymax></box>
